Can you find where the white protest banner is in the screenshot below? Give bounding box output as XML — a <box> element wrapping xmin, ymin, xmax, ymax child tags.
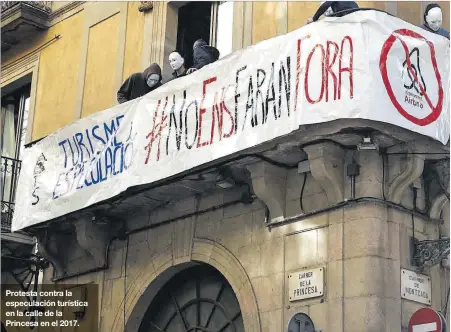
<box><xmin>12</xmin><ymin>10</ymin><xmax>450</xmax><ymax>231</ymax></box>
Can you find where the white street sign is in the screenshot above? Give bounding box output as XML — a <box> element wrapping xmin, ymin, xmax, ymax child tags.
<box><xmin>288</xmin><ymin>267</ymin><xmax>324</xmax><ymax>302</ymax></box>
<box><xmin>401</xmin><ymin>269</ymin><xmax>432</xmax><ymax>305</ymax></box>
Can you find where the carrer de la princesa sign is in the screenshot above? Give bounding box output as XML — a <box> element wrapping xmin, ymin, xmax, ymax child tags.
<box><xmin>288</xmin><ymin>267</ymin><xmax>324</xmax><ymax>302</ymax></box>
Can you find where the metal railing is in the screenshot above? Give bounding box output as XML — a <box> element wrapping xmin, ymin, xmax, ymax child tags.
<box><xmin>1</xmin><ymin>1</ymin><xmax>51</xmax><ymax>13</ymax></box>
<box><xmin>1</xmin><ymin>156</ymin><xmax>22</xmax><ymax>233</ymax></box>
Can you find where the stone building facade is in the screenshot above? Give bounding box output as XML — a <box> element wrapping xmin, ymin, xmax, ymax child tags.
<box><xmin>1</xmin><ymin>2</ymin><xmax>450</xmax><ymax>332</ymax></box>
<box><xmin>32</xmin><ymin>120</ymin><xmax>449</xmax><ymax>332</ymax></box>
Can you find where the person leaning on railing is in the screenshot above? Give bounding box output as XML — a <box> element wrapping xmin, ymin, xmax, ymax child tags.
<box><xmin>310</xmin><ymin>1</ymin><xmax>359</xmax><ymax>22</ymax></box>
<box><xmin>165</xmin><ymin>51</ymin><xmax>188</xmax><ymax>83</ymax></box>
<box><xmin>117</xmin><ymin>63</ymin><xmax>163</xmax><ymax>104</ymax></box>
<box><xmin>186</xmin><ymin>39</ymin><xmax>220</xmax><ymax>75</ymax></box>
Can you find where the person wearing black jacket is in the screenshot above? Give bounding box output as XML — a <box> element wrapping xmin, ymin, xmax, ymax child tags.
<box><xmin>312</xmin><ymin>1</ymin><xmax>359</xmax><ymax>22</ymax></box>
<box><xmin>187</xmin><ymin>39</ymin><xmax>220</xmax><ymax>74</ymax></box>
<box><xmin>117</xmin><ymin>63</ymin><xmax>162</xmax><ymax>104</ymax></box>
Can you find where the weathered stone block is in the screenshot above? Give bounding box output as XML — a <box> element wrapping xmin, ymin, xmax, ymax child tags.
<box><xmin>147</xmin><ymin>222</ymin><xmax>173</xmax><ymax>254</ymax></box>
<box><xmin>150</xmin><ymin>247</ymin><xmax>173</xmax><ymax>274</ymax></box>
<box><xmin>344</xmin><ymin>217</ymin><xmax>388</xmax><ymax>259</ymax></box>
<box><xmin>385</xmin><ymin>298</ymin><xmax>402</xmax><ymax>332</ymax></box>
<box><xmin>102</xmin><ymin>279</ymin><xmax>114</xmax><ymax>311</ymax></box>
<box><xmin>237</xmin><ymin>245</ymin><xmax>262</xmax><ymax>278</ymax></box>
<box><xmin>126</xmin><ymin>210</ymin><xmax>149</xmax><ymax>231</ymax></box>
<box><xmin>285</xmin><ymin>229</ymin><xmax>318</xmax><ymax>271</ymax></box>
<box><xmin>285</xmin><ymin>171</ymin><xmax>324</xmax><ymax>201</ymax></box>
<box><xmin>105</xmin><ymin>248</ymin><xmax>124</xmax><ymax>280</ymax></box>
<box><xmin>110</xmin><ymin>277</ymin><xmax>126</xmax><ymax>313</ymax></box>
<box><xmin>328</xmin><ymin>222</ymin><xmax>343</xmax><ymax>262</ymax></box>
<box><xmin>260</xmin><ymin>309</ymin><xmax>282</xmax><ymax>332</ymax></box>
<box><xmin>344</xmin><ymin>256</ymin><xmax>386</xmax><ymax>298</ymax></box>
<box><xmin>355</xmin><ymin>179</ymin><xmax>383</xmax><ymax>198</ymax></box>
<box><xmin>309</xmin><ymin>302</ymin><xmax>328</xmax><ymax>331</ymax></box>
<box><xmin>387</xmin><ymin>221</ymin><xmax>400</xmax><ymax>261</ymax></box>
<box><xmin>327</xmin><ymin>260</ymin><xmax>343</xmax><ymax>300</ymax></box>
<box><xmin>173</xmin><ymin>218</ymin><xmax>194</xmax><ymax>263</ymax></box>
<box><xmin>251</xmin><ymin>273</ymin><xmax>283</xmax><ymax>312</ymax></box>
<box><xmin>125</xmin><ymin>241</ymin><xmax>151</xmax><ymax>277</ymax></box>
<box><xmin>217</xmin><ymin>212</ymin><xmax>253</xmax><ymax>252</ymax></box>
<box><xmin>344</xmin><ymin>296</ymin><xmax>385</xmax><ymax>332</ymax></box>
<box><xmin>261</xmin><ymin>237</ymin><xmax>284</xmax><ymax>275</ymax></box>
<box><xmin>285</xmin><ymin>193</ymin><xmax>328</xmax><ymax>218</ymax></box>
<box><xmin>194</xmin><ymin>213</ymin><xmax>221</xmax><ymax>240</ymax></box>
<box><xmin>327</xmin><ymin>298</ymin><xmax>343</xmax><ymax>332</ymax></box>
<box><xmin>223</xmin><ymin>202</ymin><xmax>253</xmax><ymax>219</ymax></box>
<box><xmin>128</xmin><ymin>230</ymin><xmax>147</xmax><ymax>246</ymax></box>
<box><xmin>344</xmin><ymin>203</ymin><xmax>386</xmax><ymax>222</ymax></box>
<box><xmin>355</xmin><ymin>152</ymin><xmax>383</xmax><ymax>183</ymax></box>
<box><xmin>327</xmin><ymin>209</ymin><xmax>345</xmax><ymax>225</ymax></box>
<box><xmin>199</xmin><ymin>191</ymin><xmax>224</xmax><ymax>210</ymax></box>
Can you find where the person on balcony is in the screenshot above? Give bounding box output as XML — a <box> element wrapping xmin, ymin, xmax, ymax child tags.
<box><xmin>117</xmin><ymin>63</ymin><xmax>162</xmax><ymax>104</ymax></box>
<box><xmin>420</xmin><ymin>4</ymin><xmax>450</xmax><ymax>40</ymax></box>
<box><xmin>166</xmin><ymin>51</ymin><xmax>188</xmax><ymax>83</ymax></box>
<box><xmin>311</xmin><ymin>1</ymin><xmax>359</xmax><ymax>22</ymax></box>
<box><xmin>186</xmin><ymin>39</ymin><xmax>220</xmax><ymax>74</ymax></box>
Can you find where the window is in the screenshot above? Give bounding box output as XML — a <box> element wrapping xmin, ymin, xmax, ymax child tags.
<box><xmin>1</xmin><ymin>83</ymin><xmax>31</xmax><ymax>160</ymax></box>
<box><xmin>1</xmin><ymin>81</ymin><xmax>31</xmax><ymax>232</ymax></box>
<box><xmin>216</xmin><ymin>1</ymin><xmax>234</xmax><ymax>59</ymax></box>
<box><xmin>176</xmin><ymin>2</ymin><xmax>214</xmax><ymax>69</ymax></box>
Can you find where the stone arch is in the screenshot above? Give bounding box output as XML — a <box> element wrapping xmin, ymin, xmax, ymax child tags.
<box><xmin>110</xmin><ymin>237</ymin><xmax>262</xmax><ymax>332</ymax></box>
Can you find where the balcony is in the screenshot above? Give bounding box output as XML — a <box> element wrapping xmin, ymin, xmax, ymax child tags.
<box><xmin>1</xmin><ymin>156</ymin><xmax>22</xmax><ymax>233</ymax></box>
<box><xmin>1</xmin><ymin>1</ymin><xmax>51</xmax><ymax>53</ymax></box>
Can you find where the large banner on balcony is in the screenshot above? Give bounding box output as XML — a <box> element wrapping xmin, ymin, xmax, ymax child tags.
<box><xmin>12</xmin><ymin>10</ymin><xmax>450</xmax><ymax>231</ymax></box>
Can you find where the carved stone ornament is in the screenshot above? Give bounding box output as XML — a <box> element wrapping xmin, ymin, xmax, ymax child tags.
<box><xmin>138</xmin><ymin>1</ymin><xmax>153</xmax><ymax>12</ymax></box>
<box><xmin>1</xmin><ymin>1</ymin><xmax>52</xmax><ymax>13</ymax></box>
<box><xmin>414</xmin><ymin>238</ymin><xmax>450</xmax><ymax>270</ymax></box>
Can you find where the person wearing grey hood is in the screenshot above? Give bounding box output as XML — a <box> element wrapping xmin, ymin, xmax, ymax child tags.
<box><xmin>117</xmin><ymin>63</ymin><xmax>162</xmax><ymax>104</ymax></box>
<box><xmin>419</xmin><ymin>4</ymin><xmax>450</xmax><ymax>40</ymax></box>
<box><xmin>187</xmin><ymin>39</ymin><xmax>220</xmax><ymax>74</ymax></box>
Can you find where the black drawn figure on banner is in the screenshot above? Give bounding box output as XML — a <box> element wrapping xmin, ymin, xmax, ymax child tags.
<box><xmin>402</xmin><ymin>47</ymin><xmax>427</xmax><ymax>96</ymax></box>
<box><xmin>32</xmin><ymin>153</ymin><xmax>47</xmax><ymax>205</ymax></box>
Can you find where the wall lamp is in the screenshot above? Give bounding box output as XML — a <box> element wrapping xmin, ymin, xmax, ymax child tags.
<box><xmin>357</xmin><ymin>136</ymin><xmax>378</xmax><ymax>151</ymax></box>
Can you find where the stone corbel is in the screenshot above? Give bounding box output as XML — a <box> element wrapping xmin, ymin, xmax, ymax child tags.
<box><xmin>386</xmin><ymin>144</ymin><xmax>425</xmax><ymax>204</ymax></box>
<box><xmin>303</xmin><ymin>142</ymin><xmax>345</xmax><ymax>205</ymax></box>
<box><xmin>138</xmin><ymin>1</ymin><xmax>153</xmax><ymax>12</ymax></box>
<box><xmin>36</xmin><ymin>230</ymin><xmax>67</xmax><ymax>278</ymax></box>
<box><xmin>74</xmin><ymin>215</ymin><xmax>111</xmax><ymax>268</ymax></box>
<box><xmin>429</xmin><ymin>159</ymin><xmax>450</xmax><ymax>220</ymax></box>
<box><xmin>246</xmin><ymin>162</ymin><xmax>287</xmax><ymax>223</ymax></box>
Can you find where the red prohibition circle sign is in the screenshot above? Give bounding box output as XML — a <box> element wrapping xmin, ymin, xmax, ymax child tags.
<box><xmin>408</xmin><ymin>307</ymin><xmax>443</xmax><ymax>332</ymax></box>
<box><xmin>379</xmin><ymin>29</ymin><xmax>444</xmax><ymax>126</ymax></box>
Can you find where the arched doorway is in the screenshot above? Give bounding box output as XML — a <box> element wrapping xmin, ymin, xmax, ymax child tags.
<box><xmin>138</xmin><ymin>264</ymin><xmax>245</xmax><ymax>332</ymax></box>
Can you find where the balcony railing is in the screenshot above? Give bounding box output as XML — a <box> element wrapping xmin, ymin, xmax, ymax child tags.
<box><xmin>1</xmin><ymin>156</ymin><xmax>22</xmax><ymax>233</ymax></box>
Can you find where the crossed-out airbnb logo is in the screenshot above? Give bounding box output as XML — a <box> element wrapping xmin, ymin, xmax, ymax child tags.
<box><xmin>379</xmin><ymin>29</ymin><xmax>444</xmax><ymax>126</ymax></box>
